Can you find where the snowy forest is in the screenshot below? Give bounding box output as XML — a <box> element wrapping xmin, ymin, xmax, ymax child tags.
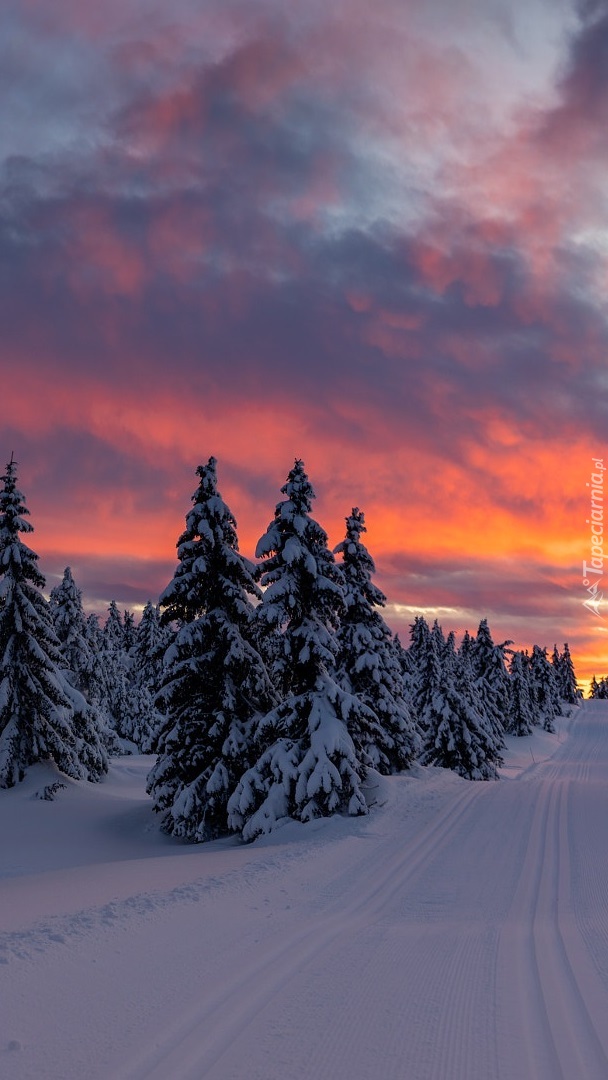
<box><xmin>0</xmin><ymin>454</ymin><xmax>581</xmax><ymax>842</ymax></box>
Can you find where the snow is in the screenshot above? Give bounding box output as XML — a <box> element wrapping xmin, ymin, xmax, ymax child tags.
<box><xmin>3</xmin><ymin>703</ymin><xmax>608</xmax><ymax>1078</ymax></box>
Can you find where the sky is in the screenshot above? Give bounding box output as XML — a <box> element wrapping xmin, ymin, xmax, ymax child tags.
<box><xmin>2</xmin><ymin>0</ymin><xmax>608</xmax><ymax>689</ymax></box>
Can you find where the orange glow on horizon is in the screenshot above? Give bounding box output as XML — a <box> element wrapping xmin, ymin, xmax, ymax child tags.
<box><xmin>4</xmin><ymin>0</ymin><xmax>606</xmax><ymax>696</ymax></box>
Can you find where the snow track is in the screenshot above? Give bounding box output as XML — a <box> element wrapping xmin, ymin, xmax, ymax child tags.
<box><xmin>118</xmin><ymin>784</ymin><xmax>482</xmax><ymax>1080</ymax></box>
<box><xmin>4</xmin><ymin>705</ymin><xmax>608</xmax><ymax>1079</ymax></box>
<box><xmin>496</xmin><ymin>778</ymin><xmax>608</xmax><ymax>1079</ymax></box>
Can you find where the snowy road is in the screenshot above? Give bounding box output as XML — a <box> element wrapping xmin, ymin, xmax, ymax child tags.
<box><xmin>3</xmin><ymin>704</ymin><xmax>608</xmax><ymax>1079</ymax></box>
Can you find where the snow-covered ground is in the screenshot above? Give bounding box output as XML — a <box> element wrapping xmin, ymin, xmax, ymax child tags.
<box><xmin>3</xmin><ymin>702</ymin><xmax>608</xmax><ymax>1079</ymax></box>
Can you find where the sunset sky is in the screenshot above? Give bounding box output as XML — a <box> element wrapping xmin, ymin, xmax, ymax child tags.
<box><xmin>2</xmin><ymin>0</ymin><xmax>608</xmax><ymax>689</ymax></box>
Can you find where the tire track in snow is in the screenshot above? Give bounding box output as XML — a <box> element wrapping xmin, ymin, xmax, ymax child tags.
<box><xmin>496</xmin><ymin>778</ymin><xmax>608</xmax><ymax>1079</ymax></box>
<box><xmin>116</xmin><ymin>784</ymin><xmax>484</xmax><ymax>1080</ymax></box>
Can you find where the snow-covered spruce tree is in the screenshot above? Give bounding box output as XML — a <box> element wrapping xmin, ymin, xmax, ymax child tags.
<box><xmin>49</xmin><ymin>566</ymin><xmax>117</xmax><ymax>757</ymax></box>
<box><xmin>127</xmin><ymin>601</ymin><xmax>171</xmax><ymax>753</ymax></box>
<box><xmin>408</xmin><ymin>615</ymin><xmax>432</xmax><ymax>708</ymax></box>
<box><xmin>552</xmin><ymin>642</ymin><xmax>579</xmax><ymax>706</ymax></box>
<box><xmin>529</xmin><ymin>644</ymin><xmax>561</xmax><ymax>732</ymax></box>
<box><xmin>589</xmin><ymin>674</ymin><xmax>608</xmax><ymax>699</ymax></box>
<box><xmin>107</xmin><ymin>601</ymin><xmax>160</xmax><ymax>751</ymax></box>
<box><xmin>459</xmin><ymin>629</ymin><xmax>475</xmax><ymax>669</ymax></box>
<box><xmin>123</xmin><ymin>609</ymin><xmax>137</xmax><ymax>652</ymax></box>
<box><xmin>103</xmin><ymin>600</ymin><xmax>122</xmax><ymax>648</ymax></box>
<box><xmin>49</xmin><ymin>567</ymin><xmax>95</xmax><ymax>697</ymax></box>
<box><xmin>506</xmin><ymin>650</ymin><xmax>535</xmax><ymax>736</ymax></box>
<box><xmin>134</xmin><ymin>602</ymin><xmax>170</xmax><ymax>686</ymax></box>
<box><xmin>104</xmin><ymin>599</ymin><xmax>125</xmax><ymax>650</ymax></box>
<box><xmin>457</xmin><ymin>629</ymin><xmax>499</xmax><ymax>744</ymax></box>
<box><xmin>419</xmin><ymin>629</ymin><xmax>500</xmax><ymax>780</ymax></box>
<box><xmin>228</xmin><ymin>460</ymin><xmax>371</xmax><ymax>841</ymax></box>
<box><xmin>457</xmin><ymin>630</ymin><xmax>503</xmax><ymax>759</ymax></box>
<box><xmin>83</xmin><ymin>614</ymin><xmax>113</xmax><ymax>714</ymax></box>
<box><xmin>0</xmin><ymin>458</ymin><xmax>107</xmax><ymax>787</ymax></box>
<box><xmin>147</xmin><ymin>458</ymin><xmax>276</xmax><ymax>842</ymax></box>
<box><xmin>333</xmin><ymin>509</ymin><xmax>420</xmax><ymax>772</ymax></box>
<box><xmin>102</xmin><ymin>600</ymin><xmax>132</xmax><ymax>740</ymax></box>
<box><xmin>444</xmin><ymin>629</ymin><xmax>457</xmax><ymax>662</ymax></box>
<box><xmin>391</xmin><ymin>632</ymin><xmax>417</xmax><ymax>703</ymax></box>
<box><xmin>470</xmin><ymin>619</ymin><xmax>509</xmax><ymax>747</ymax></box>
<box><xmin>409</xmin><ymin>614</ymin><xmax>431</xmax><ymax>660</ymax></box>
<box><xmin>562</xmin><ymin>643</ymin><xmax>581</xmax><ymax>703</ymax></box>
<box><xmin>589</xmin><ymin>674</ymin><xmax>601</xmax><ymax>698</ymax></box>
<box><xmin>412</xmin><ymin>619</ymin><xmax>444</xmax><ymax>733</ymax></box>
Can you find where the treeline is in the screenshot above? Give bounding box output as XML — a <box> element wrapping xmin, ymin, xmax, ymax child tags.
<box><xmin>589</xmin><ymin>675</ymin><xmax>608</xmax><ymax>698</ymax></box>
<box><xmin>0</xmin><ymin>456</ymin><xmax>579</xmax><ymax>841</ymax></box>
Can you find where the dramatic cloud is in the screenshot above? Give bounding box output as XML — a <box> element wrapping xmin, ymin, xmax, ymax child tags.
<box><xmin>1</xmin><ymin>0</ymin><xmax>606</xmax><ymax>688</ymax></box>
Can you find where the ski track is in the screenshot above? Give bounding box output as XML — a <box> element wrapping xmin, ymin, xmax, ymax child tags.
<box><xmin>117</xmin><ymin>785</ymin><xmax>484</xmax><ymax>1080</ymax></box>
<box><xmin>5</xmin><ymin>705</ymin><xmax>608</xmax><ymax>1080</ymax></box>
<box><xmin>496</xmin><ymin>749</ymin><xmax>608</xmax><ymax>1078</ymax></box>
<box><xmin>571</xmin><ymin>783</ymin><xmax>608</xmax><ymax>988</ymax></box>
<box><xmin>566</xmin><ymin>710</ymin><xmax>608</xmax><ymax>997</ymax></box>
<box><xmin>120</xmin><ymin>711</ymin><xmax>608</xmax><ymax>1080</ymax></box>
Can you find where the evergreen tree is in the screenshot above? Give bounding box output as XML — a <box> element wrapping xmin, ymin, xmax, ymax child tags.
<box><xmin>228</xmin><ymin>460</ymin><xmax>370</xmax><ymax>841</ymax></box>
<box><xmin>147</xmin><ymin>458</ymin><xmax>275</xmax><ymax>842</ymax></box>
<box><xmin>529</xmin><ymin>644</ymin><xmax>561</xmax><ymax>732</ymax></box>
<box><xmin>49</xmin><ymin>566</ymin><xmax>117</xmax><ymax>757</ymax></box>
<box><xmin>597</xmin><ymin>677</ymin><xmax>608</xmax><ymax>699</ymax></box>
<box><xmin>470</xmin><ymin>619</ymin><xmax>509</xmax><ymax>746</ymax></box>
<box><xmin>431</xmin><ymin>618</ymin><xmax>445</xmax><ymax>651</ymax></box>
<box><xmin>84</xmin><ymin>614</ymin><xmax>112</xmax><ymax>710</ymax></box>
<box><xmin>102</xmin><ymin>600</ymin><xmax>132</xmax><ymax>739</ymax></box>
<box><xmin>444</xmin><ymin>630</ymin><xmax>457</xmax><ymax>664</ymax></box>
<box><xmin>0</xmin><ymin>458</ymin><xmax>107</xmax><ymax>786</ymax></box>
<box><xmin>406</xmin><ymin>615</ymin><xmax>432</xmax><ymax>709</ymax></box>
<box><xmin>49</xmin><ymin>567</ymin><xmax>94</xmax><ymax>697</ymax></box>
<box><xmin>333</xmin><ymin>509</ymin><xmax>420</xmax><ymax>772</ymax></box>
<box><xmin>104</xmin><ymin>600</ymin><xmax>125</xmax><ymax>650</ymax></box>
<box><xmin>414</xmin><ymin>619</ymin><xmax>444</xmax><ymax>732</ymax></box>
<box><xmin>123</xmin><ymin>610</ymin><xmax>137</xmax><ymax>652</ymax></box>
<box><xmin>408</xmin><ymin>615</ymin><xmax>432</xmax><ymax>663</ymax></box>
<box><xmin>134</xmin><ymin>602</ymin><xmax>170</xmax><ymax>687</ymax></box>
<box><xmin>128</xmin><ymin>602</ymin><xmax>170</xmax><ymax>753</ymax></box>
<box><xmin>392</xmin><ymin>632</ymin><xmax>417</xmax><ymax>703</ymax></box>
<box><xmin>126</xmin><ymin>681</ymin><xmax>160</xmax><ymax>753</ymax></box>
<box><xmin>459</xmin><ymin>630</ymin><xmax>475</xmax><ymax>670</ymax></box>
<box><xmin>552</xmin><ymin>642</ymin><xmax>579</xmax><ymax>705</ymax></box>
<box><xmin>506</xmin><ymin>650</ymin><xmax>535</xmax><ymax>736</ymax></box>
<box><xmin>589</xmin><ymin>674</ymin><xmax>601</xmax><ymax>699</ymax></box>
<box><xmin>419</xmin><ymin>650</ymin><xmax>500</xmax><ymax>780</ymax></box>
<box><xmin>455</xmin><ymin>630</ymin><xmax>502</xmax><ymax>757</ymax></box>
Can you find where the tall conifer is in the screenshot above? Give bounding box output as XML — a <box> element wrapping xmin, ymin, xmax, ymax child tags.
<box><xmin>0</xmin><ymin>458</ymin><xmax>107</xmax><ymax>786</ymax></box>
<box><xmin>148</xmin><ymin>458</ymin><xmax>275</xmax><ymax>841</ymax></box>
<box><xmin>333</xmin><ymin>508</ymin><xmax>420</xmax><ymax>772</ymax></box>
<box><xmin>506</xmin><ymin>651</ymin><xmax>535</xmax><ymax>736</ymax></box>
<box><xmin>229</xmin><ymin>461</ymin><xmax>370</xmax><ymax>840</ymax></box>
<box><xmin>128</xmin><ymin>602</ymin><xmax>170</xmax><ymax>752</ymax></box>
